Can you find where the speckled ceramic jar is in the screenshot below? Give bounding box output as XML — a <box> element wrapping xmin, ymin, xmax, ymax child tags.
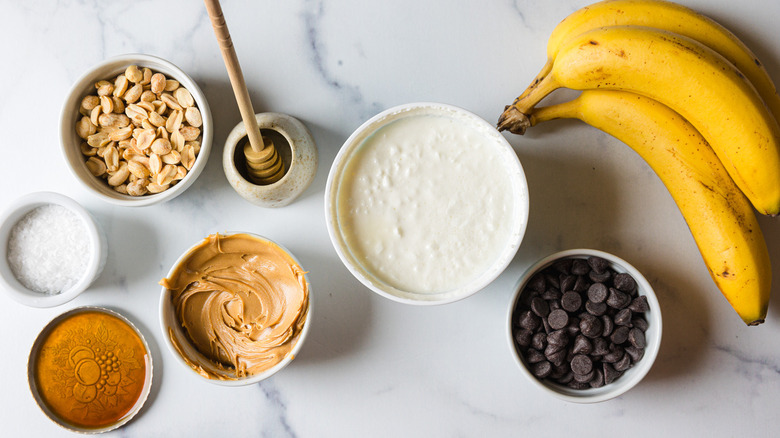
<box><xmin>223</xmin><ymin>112</ymin><xmax>317</xmax><ymax>208</ymax></box>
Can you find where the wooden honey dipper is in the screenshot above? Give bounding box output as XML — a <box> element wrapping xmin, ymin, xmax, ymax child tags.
<box><xmin>204</xmin><ymin>0</ymin><xmax>285</xmax><ymax>185</ymax></box>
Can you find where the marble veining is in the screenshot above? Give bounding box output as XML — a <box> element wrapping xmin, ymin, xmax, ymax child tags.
<box><xmin>259</xmin><ymin>381</ymin><xmax>297</xmax><ymax>438</ymax></box>
<box><xmin>302</xmin><ymin>0</ymin><xmax>384</xmax><ymax>123</ymax></box>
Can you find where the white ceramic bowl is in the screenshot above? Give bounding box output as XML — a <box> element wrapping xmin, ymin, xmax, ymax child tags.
<box><xmin>159</xmin><ymin>232</ymin><xmax>312</xmax><ymax>386</ymax></box>
<box><xmin>60</xmin><ymin>54</ymin><xmax>213</xmax><ymax>206</ymax></box>
<box><xmin>0</xmin><ymin>192</ymin><xmax>107</xmax><ymax>308</ymax></box>
<box><xmin>325</xmin><ymin>102</ymin><xmax>529</xmax><ymax>305</ymax></box>
<box><xmin>507</xmin><ymin>249</ymin><xmax>662</xmax><ymax>403</ymax></box>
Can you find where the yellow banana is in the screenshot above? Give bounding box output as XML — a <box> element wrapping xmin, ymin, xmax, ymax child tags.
<box><xmin>527</xmin><ymin>90</ymin><xmax>771</xmax><ymax>325</ymax></box>
<box><xmin>498</xmin><ymin>25</ymin><xmax>780</xmax><ymax>216</ymax></box>
<box><xmin>514</xmin><ymin>0</ymin><xmax>780</xmax><ymax>123</ymax></box>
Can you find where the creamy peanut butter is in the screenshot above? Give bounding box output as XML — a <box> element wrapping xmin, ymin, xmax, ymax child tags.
<box><xmin>160</xmin><ymin>233</ymin><xmax>308</xmax><ymax>380</ymax></box>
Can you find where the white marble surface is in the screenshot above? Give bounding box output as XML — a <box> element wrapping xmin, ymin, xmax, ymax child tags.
<box><xmin>1</xmin><ymin>0</ymin><xmax>780</xmax><ymax>436</ymax></box>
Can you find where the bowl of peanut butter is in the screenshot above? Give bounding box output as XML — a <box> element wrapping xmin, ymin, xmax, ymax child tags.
<box><xmin>158</xmin><ymin>232</ymin><xmax>311</xmax><ymax>385</ymax></box>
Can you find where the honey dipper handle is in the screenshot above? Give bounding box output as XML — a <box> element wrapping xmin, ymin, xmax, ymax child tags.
<box><xmin>204</xmin><ymin>0</ymin><xmax>265</xmax><ymax>153</ymax></box>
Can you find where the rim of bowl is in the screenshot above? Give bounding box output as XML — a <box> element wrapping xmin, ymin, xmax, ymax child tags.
<box><xmin>324</xmin><ymin>102</ymin><xmax>529</xmax><ymax>305</ymax></box>
<box><xmin>0</xmin><ymin>191</ymin><xmax>105</xmax><ymax>308</ymax></box>
<box><xmin>27</xmin><ymin>306</ymin><xmax>153</xmax><ymax>433</ymax></box>
<box><xmin>60</xmin><ymin>53</ymin><xmax>213</xmax><ymax>207</ymax></box>
<box><xmin>506</xmin><ymin>249</ymin><xmax>663</xmax><ymax>403</ymax></box>
<box><xmin>158</xmin><ymin>232</ymin><xmax>312</xmax><ymax>386</ymax></box>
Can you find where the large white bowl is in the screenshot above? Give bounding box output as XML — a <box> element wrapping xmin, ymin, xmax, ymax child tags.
<box><xmin>325</xmin><ymin>102</ymin><xmax>529</xmax><ymax>305</ymax></box>
<box><xmin>60</xmin><ymin>54</ymin><xmax>213</xmax><ymax>207</ymax></box>
<box><xmin>507</xmin><ymin>249</ymin><xmax>662</xmax><ymax>403</ymax></box>
<box><xmin>159</xmin><ymin>232</ymin><xmax>312</xmax><ymax>386</ymax></box>
<box><xmin>0</xmin><ymin>192</ymin><xmax>107</xmax><ymax>308</ymax></box>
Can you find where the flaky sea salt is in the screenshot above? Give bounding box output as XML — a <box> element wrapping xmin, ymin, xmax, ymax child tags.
<box><xmin>7</xmin><ymin>204</ymin><xmax>90</xmax><ymax>294</ymax></box>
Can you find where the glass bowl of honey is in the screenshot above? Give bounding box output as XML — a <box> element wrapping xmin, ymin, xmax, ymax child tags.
<box><xmin>27</xmin><ymin>306</ymin><xmax>153</xmax><ymax>433</ymax></box>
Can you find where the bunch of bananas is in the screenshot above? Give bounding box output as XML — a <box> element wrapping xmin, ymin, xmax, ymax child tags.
<box><xmin>497</xmin><ymin>0</ymin><xmax>778</xmax><ymax>325</ymax></box>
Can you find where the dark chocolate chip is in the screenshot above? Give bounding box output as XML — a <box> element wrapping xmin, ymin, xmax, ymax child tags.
<box><xmin>573</xmin><ymin>369</ymin><xmax>596</xmax><ymax>383</ymax></box>
<box><xmin>559</xmin><ymin>372</ymin><xmax>574</xmax><ymax>384</ymax></box>
<box><xmin>547</xmin><ymin>348</ymin><xmax>568</xmax><ymax>367</ymax></box>
<box><xmin>587</xmin><ymin>283</ymin><xmax>608</xmax><ymax>303</ymax></box>
<box><xmin>610</xmin><ymin>326</ymin><xmax>630</xmax><ymax>344</ymax></box>
<box><xmin>545</xmin><ymin>342</ymin><xmax>565</xmax><ymax>357</ymax></box>
<box><xmin>531</xmin><ymin>297</ymin><xmax>550</xmax><ymax>318</ymax></box>
<box><xmin>570</xmin><ymin>354</ymin><xmax>593</xmax><ymax>375</ymax></box>
<box><xmin>614</xmin><ymin>308</ymin><xmax>633</xmax><ymax>326</ymax></box>
<box><xmin>580</xmin><ymin>314</ymin><xmax>603</xmax><ymax>338</ymax></box>
<box><xmin>514</xmin><ymin>328</ymin><xmax>533</xmax><ymax>348</ymax></box>
<box><xmin>551</xmin><ymin>363</ymin><xmax>569</xmax><ymax>379</ymax></box>
<box><xmin>589</xmin><ymin>369</ymin><xmax>605</xmax><ymax>388</ymax></box>
<box><xmin>566</xmin><ymin>316</ymin><xmax>581</xmax><ymax>336</ymax></box>
<box><xmin>586</xmin><ymin>300</ymin><xmax>608</xmax><ymax>316</ymax></box>
<box><xmin>568</xmin><ymin>380</ymin><xmax>591</xmax><ymax>389</ymax></box>
<box><xmin>632</xmin><ymin>317</ymin><xmax>649</xmax><ymax>332</ymax></box>
<box><xmin>625</xmin><ymin>345</ymin><xmax>645</xmax><ymax>362</ymax></box>
<box><xmin>561</xmin><ymin>291</ymin><xmax>583</xmax><ymax>312</ymax></box>
<box><xmin>541</xmin><ymin>288</ymin><xmax>562</xmax><ymax>301</ymax></box>
<box><xmin>531</xmin><ymin>332</ymin><xmax>547</xmax><ymax>351</ymax></box>
<box><xmin>589</xmin><ymin>269</ymin><xmax>612</xmax><ymax>283</ymax></box>
<box><xmin>571</xmin><ymin>258</ymin><xmax>591</xmax><ymax>276</ymax></box>
<box><xmin>606</xmin><ymin>288</ymin><xmax>631</xmax><ymax>309</ymax></box>
<box><xmin>603</xmin><ymin>345</ymin><xmax>625</xmax><ymax>363</ymax></box>
<box><xmin>526</xmin><ymin>348</ymin><xmax>545</xmax><ymax>364</ymax></box>
<box><xmin>573</xmin><ymin>275</ymin><xmax>590</xmax><ymax>292</ymax></box>
<box><xmin>518</xmin><ymin>310</ymin><xmax>541</xmax><ymax>330</ymax></box>
<box><xmin>571</xmin><ymin>335</ymin><xmax>590</xmax><ymax>355</ymax></box>
<box><xmin>548</xmin><ymin>308</ymin><xmax>569</xmax><ymax>330</ymax></box>
<box><xmin>628</xmin><ymin>328</ymin><xmax>646</xmax><ymax>349</ymax></box>
<box><xmin>542</xmin><ymin>317</ymin><xmax>552</xmax><ymax>334</ymax></box>
<box><xmin>614</xmin><ymin>353</ymin><xmax>632</xmax><ymax>372</ymax></box>
<box><xmin>628</xmin><ymin>295</ymin><xmax>650</xmax><ymax>313</ymax></box>
<box><xmin>532</xmin><ymin>360</ymin><xmax>553</xmax><ymax>378</ymax></box>
<box><xmin>592</xmin><ymin>337</ymin><xmax>609</xmax><ymax>356</ymax></box>
<box><xmin>548</xmin><ymin>329</ymin><xmax>569</xmax><ymax>348</ymax></box>
<box><xmin>587</xmin><ymin>256</ymin><xmax>609</xmax><ymax>274</ymax></box>
<box><xmin>560</xmin><ymin>274</ymin><xmax>576</xmax><ymax>293</ymax></box>
<box><xmin>613</xmin><ymin>273</ymin><xmax>637</xmax><ymax>292</ymax></box>
<box><xmin>601</xmin><ymin>314</ymin><xmax>614</xmax><ymax>338</ymax></box>
<box><xmin>603</xmin><ymin>363</ymin><xmax>622</xmax><ymax>385</ymax></box>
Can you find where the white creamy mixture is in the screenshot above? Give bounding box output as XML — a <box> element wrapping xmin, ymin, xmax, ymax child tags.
<box><xmin>337</xmin><ymin>111</ymin><xmax>521</xmax><ymax>295</ymax></box>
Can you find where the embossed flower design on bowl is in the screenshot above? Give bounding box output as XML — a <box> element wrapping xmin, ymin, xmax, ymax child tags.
<box><xmin>28</xmin><ymin>307</ymin><xmax>153</xmax><ymax>433</ymax></box>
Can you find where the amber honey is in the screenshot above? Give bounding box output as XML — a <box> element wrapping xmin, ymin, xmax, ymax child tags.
<box><xmin>29</xmin><ymin>308</ymin><xmax>151</xmax><ymax>431</ymax></box>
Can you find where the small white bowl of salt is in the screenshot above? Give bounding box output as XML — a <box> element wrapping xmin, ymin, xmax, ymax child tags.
<box><xmin>0</xmin><ymin>192</ymin><xmax>106</xmax><ymax>307</ymax></box>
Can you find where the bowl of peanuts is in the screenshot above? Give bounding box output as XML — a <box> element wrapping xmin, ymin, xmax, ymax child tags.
<box><xmin>60</xmin><ymin>54</ymin><xmax>212</xmax><ymax>206</ymax></box>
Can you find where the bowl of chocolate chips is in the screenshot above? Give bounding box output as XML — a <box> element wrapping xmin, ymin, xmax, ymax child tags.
<box><xmin>507</xmin><ymin>249</ymin><xmax>662</xmax><ymax>403</ymax></box>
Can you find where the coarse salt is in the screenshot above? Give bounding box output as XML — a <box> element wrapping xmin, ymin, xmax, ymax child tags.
<box><xmin>7</xmin><ymin>204</ymin><xmax>90</xmax><ymax>294</ymax></box>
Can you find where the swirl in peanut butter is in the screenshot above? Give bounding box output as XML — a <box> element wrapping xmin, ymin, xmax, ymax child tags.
<box><xmin>160</xmin><ymin>233</ymin><xmax>308</xmax><ymax>379</ymax></box>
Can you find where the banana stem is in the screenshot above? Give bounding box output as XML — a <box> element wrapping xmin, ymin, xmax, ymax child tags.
<box><xmin>528</xmin><ymin>97</ymin><xmax>582</xmax><ymax>126</ymax></box>
<box><xmin>498</xmin><ymin>71</ymin><xmax>562</xmax><ymax>134</ymax></box>
<box><xmin>513</xmin><ymin>59</ymin><xmax>554</xmax><ymax>105</ymax></box>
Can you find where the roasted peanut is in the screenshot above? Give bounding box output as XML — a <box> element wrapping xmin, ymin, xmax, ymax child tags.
<box><xmin>76</xmin><ymin>116</ymin><xmax>97</xmax><ymax>140</ymax></box>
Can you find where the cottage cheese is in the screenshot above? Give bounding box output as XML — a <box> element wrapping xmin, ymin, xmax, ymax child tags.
<box><xmin>335</xmin><ymin>107</ymin><xmax>526</xmax><ymax>297</ymax></box>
